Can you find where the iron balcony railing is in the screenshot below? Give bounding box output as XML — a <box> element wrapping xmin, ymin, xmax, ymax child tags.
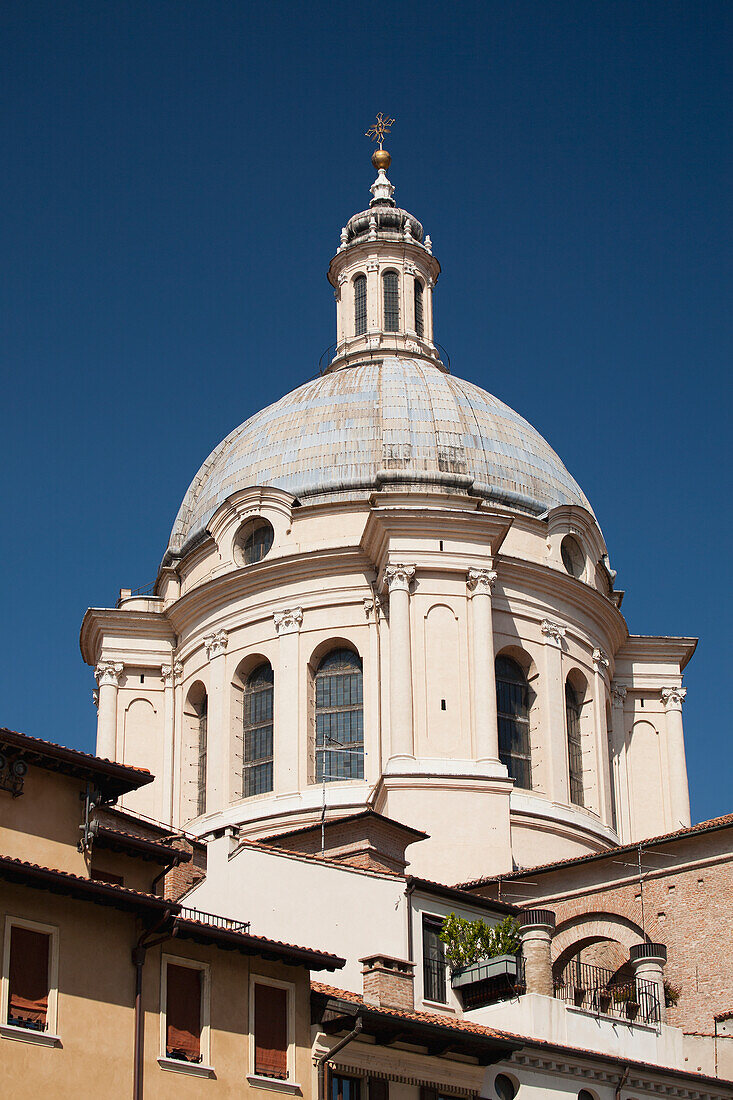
<box><xmin>554</xmin><ymin>960</ymin><xmax>661</xmax><ymax>1025</ymax></box>
<box><xmin>423</xmin><ymin>955</ymin><xmax>447</xmax><ymax>1004</ymax></box>
<box><xmin>451</xmin><ymin>954</ymin><xmax>526</xmax><ymax>1010</ymax></box>
<box><xmin>178</xmin><ymin>906</ymin><xmax>250</xmax><ymax>934</ymax></box>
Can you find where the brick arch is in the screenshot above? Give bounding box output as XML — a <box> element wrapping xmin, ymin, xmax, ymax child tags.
<box><xmin>551</xmin><ymin>911</ymin><xmax>646</xmax><ymax>975</ymax></box>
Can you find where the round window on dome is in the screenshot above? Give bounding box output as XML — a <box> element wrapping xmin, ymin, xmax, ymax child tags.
<box><xmin>235</xmin><ymin>518</ymin><xmax>274</xmax><ymax>566</ymax></box>
<box><xmin>561</xmin><ymin>534</ymin><xmax>585</xmax><ymax>579</ymax></box>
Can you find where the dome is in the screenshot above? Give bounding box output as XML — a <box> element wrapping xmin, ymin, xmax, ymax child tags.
<box><xmin>167</xmin><ymin>358</ymin><xmax>592</xmax><ymax>555</ymax></box>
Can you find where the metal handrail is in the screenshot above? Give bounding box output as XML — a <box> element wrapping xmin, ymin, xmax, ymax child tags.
<box><xmin>178</xmin><ymin>906</ymin><xmax>250</xmax><ymax>934</ymax></box>
<box><xmin>554</xmin><ymin>960</ymin><xmax>660</xmax><ymax>1025</ymax></box>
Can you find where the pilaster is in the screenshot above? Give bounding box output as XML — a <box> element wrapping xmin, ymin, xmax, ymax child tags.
<box><xmin>203</xmin><ymin>629</ymin><xmax>229</xmax><ymax>814</ymax></box>
<box><xmin>591</xmin><ymin>648</ymin><xmax>613</xmax><ymax>823</ymax></box>
<box><xmin>274</xmin><ymin>607</ymin><xmax>303</xmax><ymax>794</ymax></box>
<box><xmin>661</xmin><ymin>686</ymin><xmax>691</xmax><ymax>828</ymax></box>
<box><xmin>160</xmin><ymin>661</ymin><xmax>182</xmax><ymax>826</ymax></box>
<box><xmin>467</xmin><ymin>568</ymin><xmax>500</xmax><ymax>764</ymax></box>
<box><xmin>383</xmin><ymin>565</ymin><xmax>416</xmax><ymax>762</ymax></box>
<box><xmin>540</xmin><ymin>620</ymin><xmax>568</xmax><ymax>803</ymax></box>
<box><xmin>94</xmin><ymin>661</ymin><xmax>123</xmax><ymax>761</ymax></box>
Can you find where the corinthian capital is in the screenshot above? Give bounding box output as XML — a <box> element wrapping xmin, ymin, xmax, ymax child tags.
<box><xmin>383</xmin><ymin>564</ymin><xmax>416</xmax><ymax>594</ymax></box>
<box><xmin>661</xmin><ymin>686</ymin><xmax>687</xmax><ymax>711</ymax></box>
<box><xmin>541</xmin><ymin>619</ymin><xmax>566</xmax><ymax>646</ymax></box>
<box><xmin>611</xmin><ymin>682</ymin><xmax>627</xmax><ymax>708</ymax></box>
<box><xmin>593</xmin><ymin>648</ymin><xmax>610</xmax><ymax>674</ymax></box>
<box><xmin>467</xmin><ymin>568</ymin><xmax>497</xmax><ymax>597</ymax></box>
<box><xmin>203</xmin><ymin>630</ymin><xmax>228</xmax><ymax>661</ymax></box>
<box><xmin>95</xmin><ymin>661</ymin><xmax>124</xmax><ymax>688</ymax></box>
<box><xmin>161</xmin><ymin>661</ymin><xmax>183</xmax><ymax>685</ymax></box>
<box><xmin>273</xmin><ymin>607</ymin><xmax>303</xmax><ymax>635</ymax></box>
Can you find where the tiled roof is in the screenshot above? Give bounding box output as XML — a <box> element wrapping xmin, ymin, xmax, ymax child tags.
<box><xmin>168</xmin><ymin>358</ymin><xmax>592</xmax><ymax>553</ymax></box>
<box><xmin>313</xmin><ymin>983</ymin><xmax>733</xmax><ymax>1090</ymax></box>
<box><xmin>176</xmin><ymin>918</ymin><xmax>345</xmax><ymax>971</ymax></box>
<box><xmin>0</xmin><ymin>727</ymin><xmax>153</xmax><ymax>799</ymax></box>
<box><xmin>458</xmin><ymin>812</ymin><xmax>733</xmax><ymax>889</ymax></box>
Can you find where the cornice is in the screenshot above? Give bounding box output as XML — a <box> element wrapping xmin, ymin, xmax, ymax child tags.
<box><xmin>494</xmin><ymin>556</ymin><xmax>628</xmax><ymax>653</ymax></box>
<box><xmin>79</xmin><ymin>607</ymin><xmax>176</xmax><ymax>667</ymax></box>
<box><xmin>510</xmin><ymin>1049</ymin><xmax>730</xmax><ymax>1099</ymax></box>
<box><xmin>167</xmin><ymin>545</ymin><xmax>375</xmax><ymax>635</ymax></box>
<box><xmin>616</xmin><ymin>634</ymin><xmax>698</xmax><ymax>671</ymax></box>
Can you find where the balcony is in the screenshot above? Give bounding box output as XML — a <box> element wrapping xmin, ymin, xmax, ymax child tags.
<box><xmin>554</xmin><ymin>960</ymin><xmax>661</xmax><ymax>1026</ymax></box>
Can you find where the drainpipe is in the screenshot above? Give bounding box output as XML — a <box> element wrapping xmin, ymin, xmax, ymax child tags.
<box><xmin>132</xmin><ymin>915</ymin><xmax>174</xmax><ymax>1100</ymax></box>
<box><xmin>315</xmin><ymin>1016</ymin><xmax>363</xmax><ymax>1100</ymax></box>
<box><xmin>405</xmin><ymin>880</ymin><xmax>416</xmax><ymax>965</ymax></box>
<box><xmin>615</xmin><ymin>1066</ymin><xmax>630</xmax><ymax>1100</ymax></box>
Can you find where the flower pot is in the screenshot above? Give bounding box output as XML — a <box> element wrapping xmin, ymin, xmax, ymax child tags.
<box><xmin>451</xmin><ymin>954</ymin><xmax>518</xmax><ymax>989</ymax></box>
<box><xmin>573</xmin><ymin>986</ymin><xmax>587</xmax><ymax>1007</ymax></box>
<box><xmin>625</xmin><ymin>1000</ymin><xmax>640</xmax><ymax>1020</ymax></box>
<box><xmin>599</xmin><ymin>991</ymin><xmax>613</xmax><ymax>1013</ymax></box>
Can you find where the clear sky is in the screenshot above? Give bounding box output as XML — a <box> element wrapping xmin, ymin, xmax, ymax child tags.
<box><xmin>1</xmin><ymin>2</ymin><xmax>730</xmax><ymax>824</ymax></box>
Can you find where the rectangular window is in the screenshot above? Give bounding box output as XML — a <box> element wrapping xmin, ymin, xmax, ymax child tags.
<box><xmin>368</xmin><ymin>1078</ymin><xmax>389</xmax><ymax>1100</ymax></box>
<box><xmin>254</xmin><ymin>982</ymin><xmax>288</xmax><ymax>1079</ymax></box>
<box><xmin>6</xmin><ymin>925</ymin><xmax>51</xmax><ymax>1031</ymax></box>
<box><xmin>422</xmin><ymin>915</ymin><xmax>447</xmax><ymax>1004</ymax></box>
<box><xmin>331</xmin><ymin>1075</ymin><xmax>361</xmax><ymax>1100</ymax></box>
<box><xmin>165</xmin><ymin>963</ymin><xmax>202</xmax><ymax>1062</ymax></box>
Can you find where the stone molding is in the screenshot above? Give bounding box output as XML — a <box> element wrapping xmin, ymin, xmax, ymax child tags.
<box><xmin>273</xmin><ymin>607</ymin><xmax>303</xmax><ymax>636</ymax></box>
<box><xmin>661</xmin><ymin>686</ymin><xmax>687</xmax><ymax>711</ymax></box>
<box><xmin>611</xmin><ymin>683</ymin><xmax>627</xmax><ymax>708</ymax></box>
<box><xmin>466</xmin><ymin>567</ymin><xmax>497</xmax><ymax>597</ymax></box>
<box><xmin>383</xmin><ymin>564</ymin><xmax>416</xmax><ymax>594</ymax></box>
<box><xmin>540</xmin><ymin>619</ymin><xmax>566</xmax><ymax>646</ymax></box>
<box><xmin>363</xmin><ymin>596</ymin><xmax>382</xmax><ymax>620</ymax></box>
<box><xmin>203</xmin><ymin>630</ymin><xmax>228</xmax><ymax>661</ymax></box>
<box><xmin>161</xmin><ymin>661</ymin><xmax>183</xmax><ymax>685</ymax></box>
<box><xmin>592</xmin><ymin>647</ymin><xmax>610</xmax><ymax>673</ymax></box>
<box><xmin>95</xmin><ymin>661</ymin><xmax>124</xmax><ymax>688</ymax></box>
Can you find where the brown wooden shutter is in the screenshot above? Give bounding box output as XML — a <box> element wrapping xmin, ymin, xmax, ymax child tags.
<box><xmin>166</xmin><ymin>964</ymin><xmax>202</xmax><ymax>1062</ymax></box>
<box><xmin>369</xmin><ymin>1078</ymin><xmax>389</xmax><ymax>1100</ymax></box>
<box><xmin>254</xmin><ymin>983</ymin><xmax>288</xmax><ymax>1079</ymax></box>
<box><xmin>8</xmin><ymin>926</ymin><xmax>50</xmax><ymax>1028</ymax></box>
<box><xmin>420</xmin><ymin>1089</ymin><xmax>439</xmax><ymax>1100</ymax></box>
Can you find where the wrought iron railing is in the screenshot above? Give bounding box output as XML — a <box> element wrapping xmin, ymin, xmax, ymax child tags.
<box><xmin>554</xmin><ymin>960</ymin><xmax>660</xmax><ymax>1025</ymax></box>
<box><xmin>422</xmin><ymin>955</ymin><xmax>447</xmax><ymax>1004</ymax></box>
<box><xmin>178</xmin><ymin>906</ymin><xmax>250</xmax><ymax>934</ymax></box>
<box><xmin>451</xmin><ymin>954</ymin><xmax>525</xmax><ymax>1010</ymax></box>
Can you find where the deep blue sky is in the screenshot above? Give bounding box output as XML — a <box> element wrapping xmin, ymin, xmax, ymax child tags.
<box><xmin>1</xmin><ymin>3</ymin><xmax>730</xmax><ymax>823</ymax></box>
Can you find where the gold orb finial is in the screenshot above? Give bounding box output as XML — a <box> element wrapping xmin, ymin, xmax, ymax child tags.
<box><xmin>371</xmin><ymin>148</ymin><xmax>391</xmax><ymax>172</ymax></box>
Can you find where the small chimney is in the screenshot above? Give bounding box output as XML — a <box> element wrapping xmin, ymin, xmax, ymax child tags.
<box><xmin>360</xmin><ymin>954</ymin><xmax>415</xmax><ymax>1010</ymax></box>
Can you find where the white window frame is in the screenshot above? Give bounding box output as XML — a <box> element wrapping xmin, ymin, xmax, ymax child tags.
<box><xmin>158</xmin><ymin>953</ymin><xmax>213</xmax><ymax>1078</ymax></box>
<box><xmin>248</xmin><ymin>973</ymin><xmax>300</xmax><ymax>1093</ymax></box>
<box><xmin>0</xmin><ymin>915</ymin><xmax>60</xmax><ymax>1046</ymax></box>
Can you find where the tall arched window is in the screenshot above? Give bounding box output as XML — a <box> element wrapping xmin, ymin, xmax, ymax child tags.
<box><xmin>496</xmin><ymin>656</ymin><xmax>532</xmax><ymax>789</ymax></box>
<box><xmin>243</xmin><ymin>663</ymin><xmax>274</xmax><ymax>796</ymax></box>
<box><xmin>383</xmin><ymin>271</ymin><xmax>399</xmax><ymax>332</ymax></box>
<box><xmin>315</xmin><ymin>648</ymin><xmax>363</xmax><ymax>782</ymax></box>
<box><xmin>565</xmin><ymin>680</ymin><xmax>584</xmax><ymax>806</ymax></box>
<box><xmin>354</xmin><ymin>274</ymin><xmax>367</xmax><ymax>336</ymax></box>
<box><xmin>414</xmin><ymin>278</ymin><xmax>424</xmax><ymax>337</ymax></box>
<box><xmin>194</xmin><ymin>692</ymin><xmax>208</xmax><ymax>816</ymax></box>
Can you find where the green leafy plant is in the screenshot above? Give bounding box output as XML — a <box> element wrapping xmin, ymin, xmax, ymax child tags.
<box><xmin>439</xmin><ymin>914</ymin><xmax>521</xmax><ymax>970</ymax></box>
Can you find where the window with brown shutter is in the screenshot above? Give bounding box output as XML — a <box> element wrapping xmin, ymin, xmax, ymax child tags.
<box><xmin>331</xmin><ymin>1075</ymin><xmax>361</xmax><ymax>1100</ymax></box>
<box><xmin>165</xmin><ymin>963</ymin><xmax>202</xmax><ymax>1062</ymax></box>
<box><xmin>368</xmin><ymin>1078</ymin><xmax>389</xmax><ymax>1100</ymax></box>
<box><xmin>8</xmin><ymin>926</ymin><xmax>50</xmax><ymax>1031</ymax></box>
<box><xmin>254</xmin><ymin>982</ymin><xmax>288</xmax><ymax>1079</ymax></box>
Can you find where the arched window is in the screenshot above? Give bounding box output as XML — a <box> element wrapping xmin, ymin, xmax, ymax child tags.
<box><xmin>243</xmin><ymin>663</ymin><xmax>274</xmax><ymax>796</ymax></box>
<box><xmin>565</xmin><ymin>680</ymin><xmax>584</xmax><ymax>806</ymax></box>
<box><xmin>496</xmin><ymin>656</ymin><xmax>532</xmax><ymax>789</ymax></box>
<box><xmin>194</xmin><ymin>692</ymin><xmax>208</xmax><ymax>816</ymax></box>
<box><xmin>383</xmin><ymin>271</ymin><xmax>399</xmax><ymax>332</ymax></box>
<box><xmin>414</xmin><ymin>278</ymin><xmax>424</xmax><ymax>337</ymax></box>
<box><xmin>354</xmin><ymin>274</ymin><xmax>367</xmax><ymax>336</ymax></box>
<box><xmin>315</xmin><ymin>648</ymin><xmax>363</xmax><ymax>782</ymax></box>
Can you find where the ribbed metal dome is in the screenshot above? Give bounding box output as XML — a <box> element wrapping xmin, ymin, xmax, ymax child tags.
<box><xmin>167</xmin><ymin>358</ymin><xmax>592</xmax><ymax>556</ymax></box>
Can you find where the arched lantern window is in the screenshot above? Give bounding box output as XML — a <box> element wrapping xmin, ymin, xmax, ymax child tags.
<box><xmin>495</xmin><ymin>656</ymin><xmax>532</xmax><ymax>789</ymax></box>
<box><xmin>314</xmin><ymin>648</ymin><xmax>364</xmax><ymax>783</ymax></box>
<box><xmin>383</xmin><ymin>271</ymin><xmax>399</xmax><ymax>332</ymax></box>
<box><xmin>414</xmin><ymin>278</ymin><xmax>424</xmax><ymax>337</ymax></box>
<box><xmin>243</xmin><ymin>663</ymin><xmax>274</xmax><ymax>796</ymax></box>
<box><xmin>354</xmin><ymin>274</ymin><xmax>367</xmax><ymax>336</ymax></box>
<box><xmin>565</xmin><ymin>680</ymin><xmax>584</xmax><ymax>806</ymax></box>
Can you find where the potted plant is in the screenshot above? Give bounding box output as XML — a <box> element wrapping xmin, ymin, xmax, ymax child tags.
<box><xmin>573</xmin><ymin>983</ymin><xmax>587</xmax><ymax>1007</ymax></box>
<box><xmin>598</xmin><ymin>988</ymin><xmax>613</xmax><ymax>1014</ymax></box>
<box><xmin>625</xmin><ymin>998</ymin><xmax>640</xmax><ymax>1020</ymax></box>
<box><xmin>440</xmin><ymin>915</ymin><xmax>521</xmax><ymax>988</ymax></box>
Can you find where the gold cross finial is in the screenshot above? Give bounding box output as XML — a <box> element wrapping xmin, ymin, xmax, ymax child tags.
<box><xmin>366</xmin><ymin>113</ymin><xmax>395</xmax><ymax>150</ymax></box>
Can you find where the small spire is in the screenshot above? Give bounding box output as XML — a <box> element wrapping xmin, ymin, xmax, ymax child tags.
<box><xmin>366</xmin><ymin>113</ymin><xmax>396</xmax><ymax>206</ymax></box>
